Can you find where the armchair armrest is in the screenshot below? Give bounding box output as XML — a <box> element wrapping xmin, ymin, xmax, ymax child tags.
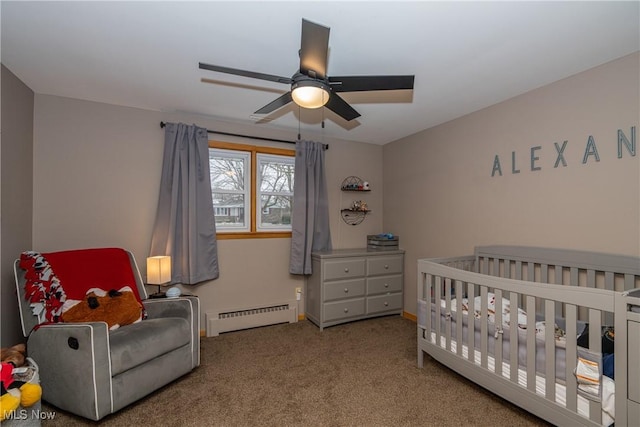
<box><xmin>28</xmin><ymin>322</ymin><xmax>112</xmax><ymax>421</ymax></box>
<box><xmin>142</xmin><ymin>296</ymin><xmax>200</xmax><ymax>367</ymax></box>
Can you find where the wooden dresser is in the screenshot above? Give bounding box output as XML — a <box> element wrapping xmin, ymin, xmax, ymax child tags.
<box><xmin>306</xmin><ymin>248</ymin><xmax>404</xmax><ymax>330</ymax></box>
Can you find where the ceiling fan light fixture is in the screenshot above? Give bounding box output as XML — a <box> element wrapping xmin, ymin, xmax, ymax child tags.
<box><xmin>291</xmin><ymin>80</ymin><xmax>329</xmax><ymax>109</ymax></box>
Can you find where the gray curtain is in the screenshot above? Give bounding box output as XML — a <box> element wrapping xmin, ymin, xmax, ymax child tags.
<box><xmin>150</xmin><ymin>122</ymin><xmax>219</xmax><ymax>284</ymax></box>
<box><xmin>289</xmin><ymin>140</ymin><xmax>332</xmax><ymax>275</ymax></box>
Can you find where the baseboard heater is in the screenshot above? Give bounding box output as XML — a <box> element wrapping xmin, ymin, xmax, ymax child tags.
<box><xmin>205</xmin><ymin>301</ymin><xmax>298</xmax><ymax>337</ymax></box>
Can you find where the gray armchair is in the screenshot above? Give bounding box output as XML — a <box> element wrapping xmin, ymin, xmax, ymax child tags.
<box><xmin>13</xmin><ymin>248</ymin><xmax>200</xmax><ymax>421</ymax></box>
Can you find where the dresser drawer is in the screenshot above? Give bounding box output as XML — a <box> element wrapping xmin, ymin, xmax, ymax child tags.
<box><xmin>324</xmin><ymin>279</ymin><xmax>366</xmax><ymax>302</ymax></box>
<box><xmin>324</xmin><ymin>258</ymin><xmax>366</xmax><ymax>281</ymax></box>
<box><xmin>367</xmin><ymin>275</ymin><xmax>403</xmax><ymax>295</ymax></box>
<box><xmin>367</xmin><ymin>293</ymin><xmax>403</xmax><ymax>314</ymax></box>
<box><xmin>324</xmin><ymin>298</ymin><xmax>366</xmax><ymax>321</ymax></box>
<box><xmin>367</xmin><ymin>255</ymin><xmax>403</xmax><ymax>276</ymax></box>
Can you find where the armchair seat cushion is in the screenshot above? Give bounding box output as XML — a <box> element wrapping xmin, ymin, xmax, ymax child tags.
<box><xmin>109</xmin><ymin>317</ymin><xmax>190</xmax><ymax>376</ymax></box>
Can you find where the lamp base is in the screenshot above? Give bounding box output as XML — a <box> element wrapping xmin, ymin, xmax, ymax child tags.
<box><xmin>149</xmin><ymin>285</ymin><xmax>167</xmax><ymax>299</ymax></box>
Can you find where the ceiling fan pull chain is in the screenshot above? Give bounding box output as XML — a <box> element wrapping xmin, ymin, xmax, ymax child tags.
<box><xmin>297</xmin><ymin>105</ymin><xmax>301</xmax><ymax>141</ymax></box>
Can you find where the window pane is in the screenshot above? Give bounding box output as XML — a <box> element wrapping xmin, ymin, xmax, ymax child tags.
<box><xmin>259</xmin><ymin>195</ymin><xmax>292</xmax><ymax>227</ymax></box>
<box><xmin>259</xmin><ymin>160</ymin><xmax>294</xmax><ymax>193</ymax></box>
<box><xmin>210</xmin><ymin>156</ymin><xmax>245</xmax><ymax>192</ymax></box>
<box><xmin>213</xmin><ymin>193</ymin><xmax>246</xmax><ymax>227</ymax></box>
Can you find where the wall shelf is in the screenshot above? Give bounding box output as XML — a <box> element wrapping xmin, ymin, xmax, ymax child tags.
<box><xmin>340</xmin><ymin>209</ymin><xmax>370</xmax><ymax>226</ymax></box>
<box><xmin>340</xmin><ymin>176</ymin><xmax>371</xmax><ymax>225</ymax></box>
<box><xmin>340</xmin><ymin>176</ymin><xmax>370</xmax><ymax>191</ymax></box>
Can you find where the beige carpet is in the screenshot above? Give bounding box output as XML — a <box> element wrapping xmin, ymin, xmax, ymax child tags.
<box><xmin>41</xmin><ymin>316</ymin><xmax>550</xmax><ymax>426</ymax></box>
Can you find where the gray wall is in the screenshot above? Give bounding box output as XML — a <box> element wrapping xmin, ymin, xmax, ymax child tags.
<box><xmin>1</xmin><ymin>65</ymin><xmax>34</xmax><ymax>346</ymax></box>
<box><xmin>383</xmin><ymin>53</ymin><xmax>640</xmax><ymax>315</ymax></box>
<box><xmin>31</xmin><ymin>95</ymin><xmax>383</xmax><ymax>327</ymax></box>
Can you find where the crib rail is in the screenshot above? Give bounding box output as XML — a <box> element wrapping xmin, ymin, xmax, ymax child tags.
<box><xmin>475</xmin><ymin>245</ymin><xmax>640</xmax><ymax>325</ymax></box>
<box><xmin>417</xmin><ymin>258</ymin><xmax>616</xmax><ymax>426</ymax></box>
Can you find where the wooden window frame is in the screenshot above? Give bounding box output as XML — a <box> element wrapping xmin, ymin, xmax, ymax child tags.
<box><xmin>209</xmin><ymin>140</ymin><xmax>295</xmax><ymax>240</ymax></box>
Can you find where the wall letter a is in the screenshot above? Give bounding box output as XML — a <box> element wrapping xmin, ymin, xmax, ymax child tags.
<box><xmin>491</xmin><ymin>155</ymin><xmax>502</xmax><ymax>177</ymax></box>
<box><xmin>582</xmin><ymin>136</ymin><xmax>600</xmax><ymax>164</ymax></box>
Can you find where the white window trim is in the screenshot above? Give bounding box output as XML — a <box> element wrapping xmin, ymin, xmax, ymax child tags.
<box><xmin>210</xmin><ymin>148</ymin><xmax>251</xmax><ymax>232</ymax></box>
<box><xmin>256</xmin><ymin>153</ymin><xmax>295</xmax><ymax>232</ymax></box>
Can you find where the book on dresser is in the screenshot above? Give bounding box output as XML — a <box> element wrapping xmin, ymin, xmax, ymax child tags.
<box><xmin>305</xmin><ymin>248</ymin><xmax>404</xmax><ymax>330</ymax></box>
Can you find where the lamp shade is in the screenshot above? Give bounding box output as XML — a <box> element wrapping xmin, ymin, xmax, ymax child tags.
<box><xmin>291</xmin><ymin>80</ymin><xmax>329</xmax><ymax>109</ymax></box>
<box><xmin>147</xmin><ymin>256</ymin><xmax>171</xmax><ymax>285</ymax></box>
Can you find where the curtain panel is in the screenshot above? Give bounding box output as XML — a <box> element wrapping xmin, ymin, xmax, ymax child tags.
<box><xmin>150</xmin><ymin>122</ymin><xmax>219</xmax><ymax>284</ymax></box>
<box><xmin>289</xmin><ymin>140</ymin><xmax>332</xmax><ymax>275</ymax></box>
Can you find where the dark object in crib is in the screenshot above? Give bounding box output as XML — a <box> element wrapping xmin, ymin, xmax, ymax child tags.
<box><xmin>577</xmin><ymin>324</ymin><xmax>615</xmax><ymax>354</ymax></box>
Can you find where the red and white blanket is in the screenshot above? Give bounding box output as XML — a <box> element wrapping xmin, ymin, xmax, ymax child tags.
<box><xmin>19</xmin><ymin>249</ymin><xmax>145</xmax><ymax>326</ymax></box>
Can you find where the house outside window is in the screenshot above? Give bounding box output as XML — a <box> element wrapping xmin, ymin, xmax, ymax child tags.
<box><xmin>209</xmin><ymin>141</ymin><xmax>295</xmax><ymax>239</ymax></box>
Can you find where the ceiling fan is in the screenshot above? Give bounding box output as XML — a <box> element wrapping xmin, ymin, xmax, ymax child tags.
<box><xmin>199</xmin><ymin>18</ymin><xmax>415</xmax><ymax>122</ymax></box>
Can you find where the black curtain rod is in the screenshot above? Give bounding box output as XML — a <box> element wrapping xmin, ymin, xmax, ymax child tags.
<box><xmin>159</xmin><ymin>122</ymin><xmax>328</xmax><ymax>149</ymax></box>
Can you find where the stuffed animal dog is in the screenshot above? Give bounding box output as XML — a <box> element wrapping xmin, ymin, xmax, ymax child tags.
<box><xmin>0</xmin><ymin>344</ymin><xmax>26</xmax><ymax>368</ymax></box>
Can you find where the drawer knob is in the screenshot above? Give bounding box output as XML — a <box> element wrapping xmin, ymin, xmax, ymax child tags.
<box><xmin>344</xmin><ymin>268</ymin><xmax>349</xmax><ymax>273</ymax></box>
<box><xmin>344</xmin><ymin>308</ymin><xmax>349</xmax><ymax>313</ymax></box>
<box><xmin>384</xmin><ymin>283</ymin><xmax>389</xmax><ymax>288</ymax></box>
<box><xmin>384</xmin><ymin>302</ymin><xmax>389</xmax><ymax>306</ymax></box>
<box><xmin>344</xmin><ymin>288</ymin><xmax>349</xmax><ymax>293</ymax></box>
<box><xmin>384</xmin><ymin>265</ymin><xmax>389</xmax><ymax>269</ymax></box>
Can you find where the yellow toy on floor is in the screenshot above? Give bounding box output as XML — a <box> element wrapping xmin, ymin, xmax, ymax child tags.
<box><xmin>0</xmin><ymin>344</ymin><xmax>42</xmax><ymax>421</ymax></box>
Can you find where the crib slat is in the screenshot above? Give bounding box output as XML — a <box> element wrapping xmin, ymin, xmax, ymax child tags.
<box><xmin>570</xmin><ymin>267</ymin><xmax>578</xmax><ymax>285</ymax></box>
<box><xmin>515</xmin><ymin>261</ymin><xmax>522</xmax><ymax>280</ymax></box>
<box><xmin>495</xmin><ymin>289</ymin><xmax>503</xmax><ymax>376</ymax></box>
<box><xmin>565</xmin><ymin>304</ymin><xmax>578</xmax><ymax>412</ymax></box>
<box><xmin>604</xmin><ymin>271</ymin><xmax>615</xmax><ymax>324</ymax></box>
<box><xmin>541</xmin><ymin>263</ymin><xmax>549</xmax><ymax>283</ymax></box>
<box><xmin>445</xmin><ymin>278</ymin><xmax>452</xmax><ymax>351</ymax></box>
<box><xmin>425</xmin><ymin>273</ymin><xmax>432</xmax><ymax>342</ymax></box>
<box><xmin>526</xmin><ymin>295</ymin><xmax>536</xmax><ymax>392</ymax></box>
<box><xmin>625</xmin><ymin>273</ymin><xmax>636</xmax><ymax>291</ymax></box>
<box><xmin>554</xmin><ymin>265</ymin><xmax>563</xmax><ymax>285</ymax></box>
<box><xmin>455</xmin><ymin>280</ymin><xmax>463</xmax><ymax>357</ymax></box>
<box><xmin>467</xmin><ymin>283</ymin><xmax>475</xmax><ymax>363</ymax></box>
<box><xmin>435</xmin><ymin>276</ymin><xmax>442</xmax><ymax>346</ymax></box>
<box><xmin>528</xmin><ymin>261</ymin><xmax>535</xmax><ymax>281</ymax></box>
<box><xmin>554</xmin><ymin>265</ymin><xmax>564</xmax><ymax>318</ymax></box>
<box><xmin>509</xmin><ymin>291</ymin><xmax>519</xmax><ymax>382</ymax></box>
<box><xmin>588</xmin><ymin>308</ymin><xmax>602</xmax><ymax>425</ymax></box>
<box><xmin>587</xmin><ymin>269</ymin><xmax>596</xmax><ymax>288</ymax></box>
<box><xmin>480</xmin><ymin>286</ymin><xmax>488</xmax><ymax>368</ymax></box>
<box><xmin>604</xmin><ymin>271</ymin><xmax>614</xmax><ymax>291</ymax></box>
<box><xmin>544</xmin><ymin>300</ymin><xmax>556</xmax><ymax>400</ymax></box>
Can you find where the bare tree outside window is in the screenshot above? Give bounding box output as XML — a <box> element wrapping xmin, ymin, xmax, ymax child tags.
<box><xmin>258</xmin><ymin>154</ymin><xmax>294</xmax><ymax>229</ymax></box>
<box><xmin>210</xmin><ymin>150</ymin><xmax>250</xmax><ymax>230</ymax></box>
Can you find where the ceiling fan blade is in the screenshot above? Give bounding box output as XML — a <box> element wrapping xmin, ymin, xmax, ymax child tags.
<box><xmin>299</xmin><ymin>19</ymin><xmax>330</xmax><ymax>79</ymax></box>
<box><xmin>254</xmin><ymin>92</ymin><xmax>293</xmax><ymax>114</ymax></box>
<box><xmin>199</xmin><ymin>62</ymin><xmax>291</xmax><ymax>85</ymax></box>
<box><xmin>328</xmin><ymin>75</ymin><xmax>415</xmax><ymax>92</ymax></box>
<box><xmin>325</xmin><ymin>93</ymin><xmax>360</xmax><ymax>121</ymax></box>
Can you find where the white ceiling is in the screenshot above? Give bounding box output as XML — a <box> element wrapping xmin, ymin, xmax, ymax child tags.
<box><xmin>2</xmin><ymin>1</ymin><xmax>639</xmax><ymax>145</ymax></box>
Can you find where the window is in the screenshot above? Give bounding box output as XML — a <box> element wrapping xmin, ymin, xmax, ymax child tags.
<box><xmin>256</xmin><ymin>153</ymin><xmax>294</xmax><ymax>231</ymax></box>
<box><xmin>209</xmin><ymin>141</ymin><xmax>295</xmax><ymax>239</ymax></box>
